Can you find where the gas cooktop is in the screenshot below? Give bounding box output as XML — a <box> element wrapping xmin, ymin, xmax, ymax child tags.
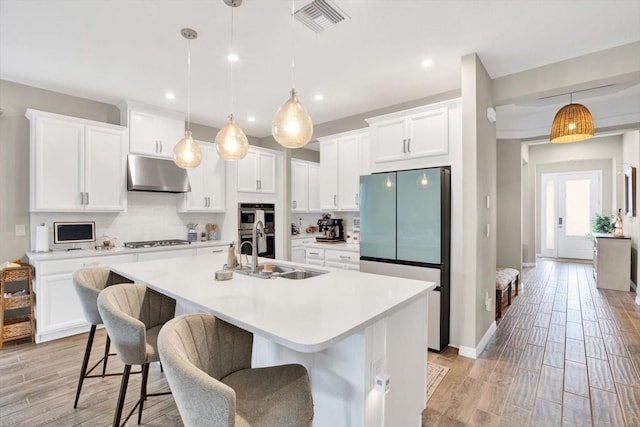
<box><xmin>123</xmin><ymin>239</ymin><xmax>191</xmax><ymax>249</ymax></box>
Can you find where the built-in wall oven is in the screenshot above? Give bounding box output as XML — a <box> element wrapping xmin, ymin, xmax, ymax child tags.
<box><xmin>238</xmin><ymin>203</ymin><xmax>275</xmax><ymax>259</ymax></box>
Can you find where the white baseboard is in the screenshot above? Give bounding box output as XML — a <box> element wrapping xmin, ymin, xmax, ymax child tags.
<box><xmin>522</xmin><ymin>262</ymin><xmax>536</xmax><ymax>267</ymax></box>
<box><xmin>457</xmin><ymin>320</ymin><xmax>497</xmax><ymax>359</ymax></box>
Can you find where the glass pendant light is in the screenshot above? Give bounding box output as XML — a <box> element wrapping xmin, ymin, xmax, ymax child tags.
<box><xmin>272</xmin><ymin>0</ymin><xmax>313</xmax><ymax>148</ymax></box>
<box><xmin>215</xmin><ymin>0</ymin><xmax>249</xmax><ymax>161</ymax></box>
<box><xmin>173</xmin><ymin>28</ymin><xmax>202</xmax><ymax>169</ymax></box>
<box><xmin>215</xmin><ymin>114</ymin><xmax>248</xmax><ymax>160</ymax></box>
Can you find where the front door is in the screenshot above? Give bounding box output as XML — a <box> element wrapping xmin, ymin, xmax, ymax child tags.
<box><xmin>541</xmin><ymin>171</ymin><xmax>601</xmax><ymax>259</ymax></box>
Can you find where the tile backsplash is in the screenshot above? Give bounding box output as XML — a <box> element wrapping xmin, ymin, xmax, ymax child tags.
<box><xmin>30</xmin><ymin>192</ymin><xmax>224</xmax><ymax>251</ymax></box>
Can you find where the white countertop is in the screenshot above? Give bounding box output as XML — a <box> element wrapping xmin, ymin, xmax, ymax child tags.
<box><xmin>111</xmin><ymin>254</ymin><xmax>433</xmax><ymax>353</ymax></box>
<box><xmin>27</xmin><ymin>240</ymin><xmax>231</xmax><ymax>261</ymax></box>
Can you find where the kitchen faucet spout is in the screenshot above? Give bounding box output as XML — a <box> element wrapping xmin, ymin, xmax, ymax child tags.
<box><xmin>252</xmin><ymin>220</ymin><xmax>265</xmax><ymax>273</ymax></box>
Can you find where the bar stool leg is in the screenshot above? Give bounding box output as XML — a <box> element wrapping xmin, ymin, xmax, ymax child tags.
<box><xmin>138</xmin><ymin>363</ymin><xmax>150</xmax><ymax>424</ymax></box>
<box><xmin>113</xmin><ymin>364</ymin><xmax>131</xmax><ymax>427</ymax></box>
<box><xmin>74</xmin><ymin>324</ymin><xmax>97</xmax><ymax>408</ymax></box>
<box><xmin>102</xmin><ymin>334</ymin><xmax>111</xmax><ymax>377</ymax></box>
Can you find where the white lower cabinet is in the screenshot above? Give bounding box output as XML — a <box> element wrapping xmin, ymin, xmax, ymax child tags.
<box><xmin>325</xmin><ymin>250</ymin><xmax>360</xmax><ymax>271</ymax></box>
<box><xmin>291</xmin><ymin>237</ymin><xmax>314</xmax><ymax>263</ymax></box>
<box><xmin>305</xmin><ymin>248</ymin><xmax>325</xmax><ymax>266</ymax></box>
<box><xmin>30</xmin><ymin>253</ymin><xmax>136</xmax><ymax>343</ymax></box>
<box><xmin>137</xmin><ymin>248</ymin><xmax>196</xmax><ymax>262</ymax></box>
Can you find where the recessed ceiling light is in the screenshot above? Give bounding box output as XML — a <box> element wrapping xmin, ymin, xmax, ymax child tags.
<box><xmin>421</xmin><ymin>59</ymin><xmax>433</xmax><ymax>68</ymax></box>
<box><xmin>165</xmin><ymin>92</ymin><xmax>176</xmax><ymax>100</ymax></box>
<box><xmin>227</xmin><ymin>53</ymin><xmax>239</xmax><ymax>62</ymax></box>
<box><xmin>314</xmin><ymin>93</ymin><xmax>324</xmax><ymax>101</ymax></box>
<box><xmin>248</xmin><ymin>116</ymin><xmax>256</xmax><ymax>123</ymax></box>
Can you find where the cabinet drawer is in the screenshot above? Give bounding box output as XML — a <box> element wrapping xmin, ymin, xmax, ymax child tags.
<box><xmin>37</xmin><ymin>254</ymin><xmax>137</xmax><ymax>276</ymax></box>
<box><xmin>292</xmin><ymin>238</ymin><xmax>313</xmax><ymax>248</ymax></box>
<box><xmin>305</xmin><ymin>248</ymin><xmax>325</xmax><ymax>260</ymax></box>
<box><xmin>325</xmin><ymin>250</ymin><xmax>359</xmax><ymax>265</ymax></box>
<box><xmin>137</xmin><ymin>249</ymin><xmax>195</xmax><ymax>262</ymax></box>
<box><xmin>196</xmin><ymin>246</ymin><xmax>226</xmax><ymax>256</ymax></box>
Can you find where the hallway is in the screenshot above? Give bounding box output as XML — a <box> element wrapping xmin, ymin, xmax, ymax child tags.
<box><xmin>424</xmin><ymin>259</ymin><xmax>640</xmax><ymax>426</ymax></box>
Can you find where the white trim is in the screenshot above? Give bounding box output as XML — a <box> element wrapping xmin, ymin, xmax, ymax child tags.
<box><xmin>457</xmin><ymin>321</ymin><xmax>497</xmax><ymax>359</ymax></box>
<box><xmin>523</xmin><ymin>262</ymin><xmax>536</xmax><ymax>267</ymax></box>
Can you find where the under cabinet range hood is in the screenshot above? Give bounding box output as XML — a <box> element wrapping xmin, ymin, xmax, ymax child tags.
<box><xmin>127</xmin><ymin>155</ymin><xmax>191</xmax><ymax>193</ymax></box>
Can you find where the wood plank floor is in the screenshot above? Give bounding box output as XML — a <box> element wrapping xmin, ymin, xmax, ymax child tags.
<box><xmin>1</xmin><ymin>259</ymin><xmax>639</xmax><ymax>426</ymax></box>
<box><xmin>424</xmin><ymin>259</ymin><xmax>640</xmax><ymax>426</ymax></box>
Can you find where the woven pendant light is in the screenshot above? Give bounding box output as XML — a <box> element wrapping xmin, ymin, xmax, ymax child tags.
<box><xmin>550</xmin><ymin>94</ymin><xmax>594</xmax><ymax>143</ymax></box>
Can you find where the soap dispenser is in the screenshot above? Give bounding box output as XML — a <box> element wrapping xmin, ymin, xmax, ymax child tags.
<box><xmin>227</xmin><ymin>242</ymin><xmax>237</xmax><ymax>269</ymax></box>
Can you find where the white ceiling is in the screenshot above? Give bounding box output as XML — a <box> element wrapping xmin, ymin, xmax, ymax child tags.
<box><xmin>1</xmin><ymin>0</ymin><xmax>639</xmax><ymax>140</ymax></box>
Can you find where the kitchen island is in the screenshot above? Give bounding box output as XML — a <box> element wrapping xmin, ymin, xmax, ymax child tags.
<box><xmin>111</xmin><ymin>253</ymin><xmax>434</xmax><ymax>427</ymax></box>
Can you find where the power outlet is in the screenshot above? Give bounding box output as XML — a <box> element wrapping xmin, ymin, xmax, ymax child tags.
<box><xmin>15</xmin><ymin>224</ymin><xmax>26</xmax><ymax>236</ymax></box>
<box><xmin>375</xmin><ymin>373</ymin><xmax>390</xmax><ymax>393</ymax></box>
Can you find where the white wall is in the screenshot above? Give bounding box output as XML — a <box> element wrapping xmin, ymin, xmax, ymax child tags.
<box><xmin>497</xmin><ymin>140</ymin><xmax>522</xmax><ymax>270</ymax></box>
<box><xmin>622</xmin><ymin>130</ymin><xmax>640</xmax><ymax>289</ymax></box>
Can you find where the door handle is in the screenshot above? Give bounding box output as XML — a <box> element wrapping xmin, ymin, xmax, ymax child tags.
<box><xmin>558</xmin><ymin>217</ymin><xmax>563</xmax><ymax>228</ymax></box>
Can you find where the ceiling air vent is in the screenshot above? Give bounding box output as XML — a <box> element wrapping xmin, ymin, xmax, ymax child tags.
<box><xmin>294</xmin><ymin>0</ymin><xmax>350</xmax><ymax>33</ymax></box>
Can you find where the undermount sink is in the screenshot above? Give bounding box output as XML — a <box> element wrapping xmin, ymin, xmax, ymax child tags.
<box><xmin>234</xmin><ymin>262</ymin><xmax>327</xmax><ymax>280</ymax></box>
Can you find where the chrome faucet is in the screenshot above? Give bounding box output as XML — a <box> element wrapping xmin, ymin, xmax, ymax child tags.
<box><xmin>238</xmin><ymin>241</ymin><xmax>253</xmax><ymax>271</ymax></box>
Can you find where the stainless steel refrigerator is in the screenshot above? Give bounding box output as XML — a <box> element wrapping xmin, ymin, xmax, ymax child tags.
<box><xmin>359</xmin><ymin>167</ymin><xmax>451</xmax><ymax>352</ymax></box>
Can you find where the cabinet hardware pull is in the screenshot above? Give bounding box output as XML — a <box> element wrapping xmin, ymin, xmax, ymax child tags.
<box><xmin>334</xmin><ymin>194</ymin><xmax>337</xmax><ymax>206</ymax></box>
<box><xmin>208</xmin><ymin>197</ymin><xmax>211</xmax><ymax>207</ymax></box>
<box><xmin>258</xmin><ymin>180</ymin><xmax>262</xmax><ymax>190</ymax></box>
<box><xmin>155</xmin><ymin>141</ymin><xmax>159</xmax><ymax>153</ymax></box>
<box><xmin>211</xmin><ymin>249</ymin><xmax>223</xmax><ymax>253</ymax></box>
<box><xmin>80</xmin><ymin>192</ymin><xmax>84</xmax><ymax>205</ymax></box>
<box><xmin>355</xmin><ymin>193</ymin><xmax>358</xmax><ymax>205</ymax></box>
<box><xmin>310</xmin><ymin>251</ymin><xmax>319</xmax><ymax>255</ymax></box>
<box><xmin>293</xmin><ymin>200</ymin><xmax>297</xmax><ymax>209</ymax></box>
<box><xmin>339</xmin><ymin>255</ymin><xmax>350</xmax><ymax>260</ymax></box>
<box><xmin>402</xmin><ymin>139</ymin><xmax>406</xmax><ymax>153</ymax></box>
<box><xmin>159</xmin><ymin>141</ymin><xmax>163</xmax><ymax>153</ymax></box>
<box><xmin>407</xmin><ymin>137</ymin><xmax>411</xmax><ymax>153</ymax></box>
<box><xmin>85</xmin><ymin>192</ymin><xmax>89</xmax><ymax>205</ymax></box>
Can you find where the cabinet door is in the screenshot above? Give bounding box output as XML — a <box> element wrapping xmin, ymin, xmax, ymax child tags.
<box><xmin>204</xmin><ymin>145</ymin><xmax>226</xmax><ymax>211</ymax></box>
<box><xmin>257</xmin><ymin>152</ymin><xmax>276</xmax><ymax>193</ymax></box>
<box><xmin>237</xmin><ymin>150</ymin><xmax>259</xmax><ymax>192</ymax></box>
<box><xmin>406</xmin><ymin>107</ymin><xmax>448</xmax><ymax>158</ymax></box>
<box><xmin>32</xmin><ymin>116</ymin><xmax>84</xmax><ymax>210</ymax></box>
<box><xmin>308</xmin><ymin>164</ymin><xmax>321</xmax><ymax>212</ymax></box>
<box><xmin>338</xmin><ymin>136</ymin><xmax>360</xmax><ymax>211</ymax></box>
<box><xmin>129</xmin><ymin>110</ymin><xmax>160</xmax><ymax>157</ymax></box>
<box><xmin>371</xmin><ymin>117</ymin><xmax>406</xmax><ymax>163</ymax></box>
<box><xmin>84</xmin><ymin>125</ymin><xmax>126</xmax><ymax>211</ymax></box>
<box><xmin>291</xmin><ymin>246</ymin><xmax>306</xmax><ymax>263</ymax></box>
<box><xmin>157</xmin><ymin>115</ymin><xmax>185</xmax><ymax>158</ymax></box>
<box><xmin>292</xmin><ymin>161</ymin><xmax>309</xmax><ymax>212</ymax></box>
<box><xmin>183</xmin><ymin>145</ymin><xmax>207</xmax><ymax>211</ymax></box>
<box><xmin>320</xmin><ymin>140</ymin><xmax>338</xmax><ymax>210</ymax></box>
<box><xmin>37</xmin><ymin>273</ymin><xmax>86</xmax><ymax>338</ymax></box>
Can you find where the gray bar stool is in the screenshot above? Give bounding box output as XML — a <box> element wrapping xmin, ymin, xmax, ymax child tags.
<box><xmin>72</xmin><ymin>267</ymin><xmax>131</xmax><ymax>408</ymax></box>
<box><xmin>158</xmin><ymin>313</ymin><xmax>314</xmax><ymax>427</ymax></box>
<box><xmin>97</xmin><ymin>283</ymin><xmax>175</xmax><ymax>427</ymax></box>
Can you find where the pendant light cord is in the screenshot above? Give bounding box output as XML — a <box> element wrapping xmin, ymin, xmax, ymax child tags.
<box><xmin>290</xmin><ymin>0</ymin><xmax>295</xmax><ymax>90</ymax></box>
<box><xmin>230</xmin><ymin>5</ymin><xmax>235</xmax><ymax>116</ymax></box>
<box><xmin>186</xmin><ymin>38</ymin><xmax>191</xmax><ymax>131</ymax></box>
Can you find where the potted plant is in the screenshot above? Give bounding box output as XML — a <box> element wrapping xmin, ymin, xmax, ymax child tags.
<box><xmin>592</xmin><ymin>213</ymin><xmax>615</xmax><ymax>234</ymax></box>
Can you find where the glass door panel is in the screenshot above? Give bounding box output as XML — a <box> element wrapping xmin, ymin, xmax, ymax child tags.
<box><xmin>359</xmin><ymin>173</ymin><xmax>396</xmax><ymax>259</ymax></box>
<box><xmin>397</xmin><ymin>168</ymin><xmax>441</xmax><ymax>264</ymax></box>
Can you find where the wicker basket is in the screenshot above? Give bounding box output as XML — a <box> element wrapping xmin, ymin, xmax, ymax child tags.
<box><xmin>3</xmin><ymin>294</ymin><xmax>31</xmax><ymax>310</ymax></box>
<box><xmin>2</xmin><ymin>317</ymin><xmax>32</xmax><ymax>340</ymax></box>
<box><xmin>1</xmin><ymin>267</ymin><xmax>31</xmax><ymax>282</ymax></box>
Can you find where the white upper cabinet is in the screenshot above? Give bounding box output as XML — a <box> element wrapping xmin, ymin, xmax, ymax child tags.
<box><xmin>367</xmin><ymin>99</ymin><xmax>460</xmax><ymax>173</ymax></box>
<box><xmin>237</xmin><ymin>147</ymin><xmax>276</xmax><ymax>193</ymax></box>
<box><xmin>178</xmin><ymin>141</ymin><xmax>225</xmax><ymax>212</ymax></box>
<box><xmin>119</xmin><ymin>101</ymin><xmax>185</xmax><ymax>159</ymax></box>
<box><xmin>319</xmin><ymin>129</ymin><xmax>369</xmax><ymax>212</ymax></box>
<box><xmin>27</xmin><ymin>109</ymin><xmax>127</xmax><ymax>212</ymax></box>
<box><xmin>308</xmin><ymin>163</ymin><xmax>321</xmax><ymax>212</ymax></box>
<box><xmin>291</xmin><ymin>159</ymin><xmax>321</xmax><ymax>213</ymax></box>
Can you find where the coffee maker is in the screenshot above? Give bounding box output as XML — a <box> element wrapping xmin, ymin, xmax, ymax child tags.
<box><xmin>316</xmin><ymin>215</ymin><xmax>345</xmax><ymax>242</ymax></box>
